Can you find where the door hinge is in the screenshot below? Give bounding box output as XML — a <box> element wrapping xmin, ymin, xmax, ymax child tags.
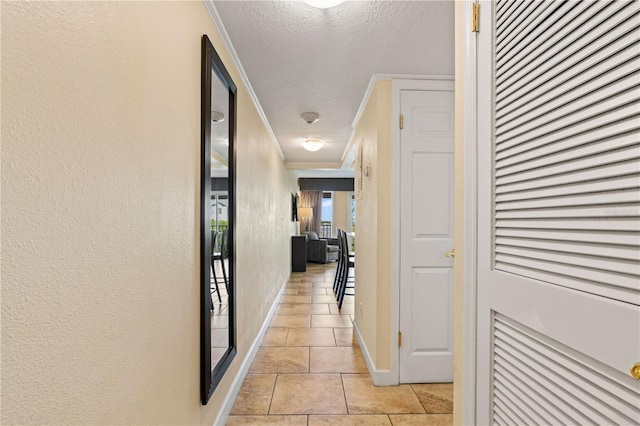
<box><xmin>399</xmin><ymin>114</ymin><xmax>404</xmax><ymax>129</ymax></box>
<box><xmin>398</xmin><ymin>331</ymin><xmax>402</xmax><ymax>347</ymax></box>
<box><xmin>472</xmin><ymin>3</ymin><xmax>479</xmax><ymax>33</ymax></box>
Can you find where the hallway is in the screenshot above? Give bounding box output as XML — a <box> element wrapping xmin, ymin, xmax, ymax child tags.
<box><xmin>227</xmin><ymin>263</ymin><xmax>453</xmax><ymax>425</ymax></box>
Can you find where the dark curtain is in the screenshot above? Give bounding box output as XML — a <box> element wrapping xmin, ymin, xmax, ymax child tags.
<box><xmin>300</xmin><ymin>190</ymin><xmax>322</xmax><ymax>234</ymax></box>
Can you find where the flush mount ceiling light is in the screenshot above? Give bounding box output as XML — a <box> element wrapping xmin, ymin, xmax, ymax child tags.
<box><xmin>211</xmin><ymin>111</ymin><xmax>225</xmax><ymax>123</ymax></box>
<box><xmin>301</xmin><ymin>138</ymin><xmax>325</xmax><ymax>152</ymax></box>
<box><xmin>300</xmin><ymin>112</ymin><xmax>320</xmax><ymax>124</ymax></box>
<box><xmin>302</xmin><ymin>0</ymin><xmax>344</xmax><ymax>9</ymax></box>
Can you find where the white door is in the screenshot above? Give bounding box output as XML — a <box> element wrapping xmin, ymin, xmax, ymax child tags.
<box><xmin>399</xmin><ymin>85</ymin><xmax>455</xmax><ymax>383</ymax></box>
<box><xmin>476</xmin><ymin>1</ymin><xmax>640</xmax><ymax>424</ymax></box>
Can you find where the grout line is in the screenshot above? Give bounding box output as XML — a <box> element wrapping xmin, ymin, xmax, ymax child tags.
<box><xmin>266</xmin><ymin>373</ymin><xmax>278</xmax><ymax>415</ymax></box>
<box><xmin>340</xmin><ymin>373</ymin><xmax>350</xmax><ymax>414</ymax></box>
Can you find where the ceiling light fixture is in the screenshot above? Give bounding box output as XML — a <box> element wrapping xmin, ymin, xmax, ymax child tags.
<box><xmin>302</xmin><ymin>0</ymin><xmax>344</xmax><ymax>9</ymax></box>
<box><xmin>211</xmin><ymin>111</ymin><xmax>225</xmax><ymax>123</ymax></box>
<box><xmin>300</xmin><ymin>112</ymin><xmax>320</xmax><ymax>124</ymax></box>
<box><xmin>301</xmin><ymin>138</ymin><xmax>325</xmax><ymax>152</ymax></box>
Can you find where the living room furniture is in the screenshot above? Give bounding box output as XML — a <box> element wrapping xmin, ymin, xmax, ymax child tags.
<box><xmin>334</xmin><ymin>229</ymin><xmax>355</xmax><ymax>310</ymax></box>
<box><xmin>291</xmin><ymin>235</ymin><xmax>307</xmax><ymax>272</ymax></box>
<box><xmin>302</xmin><ymin>231</ymin><xmax>340</xmax><ymax>264</ymax></box>
<box><xmin>211</xmin><ymin>230</ymin><xmax>229</xmax><ymax>303</ymax></box>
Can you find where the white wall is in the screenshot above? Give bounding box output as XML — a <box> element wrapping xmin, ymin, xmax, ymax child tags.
<box><xmin>1</xmin><ymin>2</ymin><xmax>296</xmax><ymax>424</ymax></box>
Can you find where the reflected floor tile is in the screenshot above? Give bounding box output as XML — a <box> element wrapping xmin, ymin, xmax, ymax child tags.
<box><xmin>342</xmin><ymin>374</ymin><xmax>425</xmax><ymax>414</ymax></box>
<box><xmin>270</xmin><ymin>374</ymin><xmax>347</xmax><ymax>415</ymax></box>
<box><xmin>309</xmin><ymin>415</ymin><xmax>391</xmax><ymax>425</ymax></box>
<box><xmin>312</xmin><ymin>315</ymin><xmax>353</xmax><ymax>328</ymax></box>
<box><xmin>389</xmin><ymin>414</ymin><xmax>453</xmax><ymax>425</ymax></box>
<box><xmin>312</xmin><ymin>281</ymin><xmax>334</xmax><ymax>288</ymax></box>
<box><xmin>280</xmin><ymin>295</ymin><xmax>312</xmax><ymax>304</ymax></box>
<box><xmin>298</xmin><ymin>288</ymin><xmax>329</xmax><ymax>295</ymax></box>
<box><xmin>334</xmin><ymin>328</ymin><xmax>359</xmax><ymax>347</ymax></box>
<box><xmin>310</xmin><ymin>347</ymin><xmax>368</xmax><ymax>373</ymax></box>
<box><xmin>309</xmin><ymin>274</ymin><xmax>326</xmax><ymax>283</ymax></box>
<box><xmin>249</xmin><ymin>347</ymin><xmax>309</xmax><ymax>373</ymax></box>
<box><xmin>211</xmin><ymin>347</ymin><xmax>226</xmax><ymax>367</ymax></box>
<box><xmin>286</xmin><ymin>280</ymin><xmax>311</xmax><ymax>288</ymax></box>
<box><xmin>211</xmin><ymin>315</ymin><xmax>229</xmax><ymax>329</ymax></box>
<box><xmin>261</xmin><ymin>328</ymin><xmax>288</xmax><ymax>346</ymax></box>
<box><xmin>331</xmin><ymin>303</ymin><xmax>354</xmax><ymax>315</ymax></box>
<box><xmin>286</xmin><ymin>282</ymin><xmax>312</xmax><ymax>290</ymax></box>
<box><xmin>286</xmin><ymin>328</ymin><xmax>337</xmax><ymax>346</ymax></box>
<box><xmin>341</xmin><ymin>296</ymin><xmax>355</xmax><ymax>304</ymax></box>
<box><xmin>226</xmin><ymin>415</ymin><xmax>307</xmax><ymax>425</ymax></box>
<box><xmin>211</xmin><ymin>328</ymin><xmax>229</xmax><ymax>348</ymax></box>
<box><xmin>282</xmin><ymin>288</ymin><xmax>299</xmax><ymax>295</ymax></box>
<box><xmin>277</xmin><ymin>303</ymin><xmax>330</xmax><ymax>315</ymax></box>
<box><xmin>312</xmin><ymin>294</ymin><xmax>339</xmax><ymax>303</ymax></box>
<box><xmin>410</xmin><ymin>384</ymin><xmax>453</xmax><ymax>414</ymax></box>
<box><xmin>213</xmin><ymin>304</ymin><xmax>228</xmax><ymax>315</ymax></box>
<box><xmin>270</xmin><ymin>314</ymin><xmax>311</xmax><ymax>328</ymax></box>
<box><xmin>230</xmin><ymin>374</ymin><xmax>276</xmax><ymax>415</ymax></box>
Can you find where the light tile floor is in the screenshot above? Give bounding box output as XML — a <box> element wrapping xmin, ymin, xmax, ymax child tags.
<box><xmin>227</xmin><ymin>263</ymin><xmax>453</xmax><ymax>425</ymax></box>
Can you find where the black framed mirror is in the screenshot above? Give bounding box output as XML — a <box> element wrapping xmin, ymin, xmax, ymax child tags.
<box><xmin>201</xmin><ymin>34</ymin><xmax>236</xmax><ymax>404</ymax></box>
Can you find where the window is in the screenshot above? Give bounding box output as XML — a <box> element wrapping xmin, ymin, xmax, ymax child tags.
<box><xmin>321</xmin><ymin>192</ymin><xmax>333</xmax><ymax>238</ymax></box>
<box><xmin>211</xmin><ymin>193</ymin><xmax>228</xmax><ymax>231</ymax></box>
<box><xmin>350</xmin><ymin>193</ymin><xmax>355</xmax><ymax>232</ymax></box>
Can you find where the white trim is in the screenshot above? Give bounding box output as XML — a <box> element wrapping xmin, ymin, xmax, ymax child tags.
<box><xmin>341</xmin><ymin>128</ymin><xmax>357</xmax><ymax>169</ymax></box>
<box><xmin>391</xmin><ymin>79</ymin><xmax>402</xmax><ymax>387</ymax></box>
<box><xmin>462</xmin><ymin>2</ymin><xmax>478</xmax><ymax>424</ymax></box>
<box><xmin>352</xmin><ymin>321</ymin><xmax>396</xmax><ymax>386</ymax></box>
<box><xmin>202</xmin><ymin>0</ymin><xmax>285</xmax><ymax>161</ymax></box>
<box><xmin>350</xmin><ymin>75</ymin><xmax>379</xmax><ymax>128</ymax></box>
<box><xmin>391</xmin><ymin>76</ymin><xmax>454</xmax><ymax>385</ymax></box>
<box><xmin>213</xmin><ymin>278</ymin><xmax>288</xmax><ymax>425</ymax></box>
<box><xmin>284</xmin><ymin>162</ymin><xmax>344</xmax><ymax>170</ymax></box>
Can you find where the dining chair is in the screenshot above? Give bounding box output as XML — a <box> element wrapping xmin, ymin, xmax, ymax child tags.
<box><xmin>336</xmin><ymin>229</ymin><xmax>355</xmax><ymax>309</ymax></box>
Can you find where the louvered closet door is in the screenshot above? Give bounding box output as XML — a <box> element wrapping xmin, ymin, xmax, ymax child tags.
<box><xmin>476</xmin><ymin>1</ymin><xmax>640</xmax><ymax>424</ymax></box>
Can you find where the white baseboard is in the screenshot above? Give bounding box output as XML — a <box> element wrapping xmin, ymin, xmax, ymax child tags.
<box><xmin>213</xmin><ymin>278</ymin><xmax>288</xmax><ymax>425</ymax></box>
<box><xmin>353</xmin><ymin>321</ymin><xmax>398</xmax><ymax>386</ymax></box>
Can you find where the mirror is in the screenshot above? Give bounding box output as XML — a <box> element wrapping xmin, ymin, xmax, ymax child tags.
<box><xmin>201</xmin><ymin>34</ymin><xmax>236</xmax><ymax>404</ymax></box>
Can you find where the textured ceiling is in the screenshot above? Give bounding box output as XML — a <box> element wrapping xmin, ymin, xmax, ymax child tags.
<box><xmin>213</xmin><ymin>0</ymin><xmax>454</xmax><ymax>174</ymax></box>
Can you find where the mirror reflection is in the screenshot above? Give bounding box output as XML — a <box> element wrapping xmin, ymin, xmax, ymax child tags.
<box><xmin>201</xmin><ymin>34</ymin><xmax>236</xmax><ymax>405</ymax></box>
<box><xmin>210</xmin><ymin>73</ymin><xmax>230</xmax><ymax>368</ymax></box>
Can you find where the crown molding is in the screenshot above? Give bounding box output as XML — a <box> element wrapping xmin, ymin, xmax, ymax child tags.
<box><xmin>202</xmin><ymin>0</ymin><xmax>286</xmax><ymax>161</ymax></box>
<box><xmin>350</xmin><ymin>73</ymin><xmax>453</xmax><ymax>130</ymax></box>
<box><xmin>341</xmin><ymin>128</ymin><xmax>357</xmax><ymax>169</ymax></box>
<box><xmin>284</xmin><ymin>162</ymin><xmax>343</xmax><ymax>170</ymax></box>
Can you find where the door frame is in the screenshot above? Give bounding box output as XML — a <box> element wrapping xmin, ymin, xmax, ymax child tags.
<box><xmin>391</xmin><ymin>76</ymin><xmax>455</xmax><ymax>386</ymax></box>
<box><xmin>460</xmin><ymin>1</ymin><xmax>478</xmax><ymax>424</ymax></box>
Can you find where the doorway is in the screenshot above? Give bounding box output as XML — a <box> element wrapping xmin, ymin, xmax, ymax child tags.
<box><xmin>394</xmin><ymin>79</ymin><xmax>455</xmax><ymax>383</ymax></box>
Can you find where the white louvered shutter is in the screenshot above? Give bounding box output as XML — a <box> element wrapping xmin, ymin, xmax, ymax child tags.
<box><xmin>493</xmin><ymin>314</ymin><xmax>640</xmax><ymax>425</ymax></box>
<box><xmin>475</xmin><ymin>1</ymin><xmax>640</xmax><ymax>424</ymax></box>
<box><xmin>493</xmin><ymin>0</ymin><xmax>640</xmax><ymax>305</ymax></box>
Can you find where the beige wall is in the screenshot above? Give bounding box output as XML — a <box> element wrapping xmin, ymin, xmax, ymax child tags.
<box><xmin>352</xmin><ymin>80</ymin><xmax>393</xmax><ymax>370</ymax></box>
<box><xmin>1</xmin><ymin>2</ymin><xmax>296</xmax><ymax>424</ymax></box>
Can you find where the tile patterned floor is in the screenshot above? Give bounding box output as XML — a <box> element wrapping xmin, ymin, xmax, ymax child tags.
<box><xmin>227</xmin><ymin>263</ymin><xmax>453</xmax><ymax>425</ymax></box>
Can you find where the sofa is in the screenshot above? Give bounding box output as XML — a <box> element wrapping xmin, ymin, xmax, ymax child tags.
<box><xmin>302</xmin><ymin>231</ymin><xmax>340</xmax><ymax>263</ymax></box>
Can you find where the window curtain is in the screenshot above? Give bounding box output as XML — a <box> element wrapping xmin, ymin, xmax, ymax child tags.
<box><xmin>300</xmin><ymin>190</ymin><xmax>322</xmax><ymax>235</ymax></box>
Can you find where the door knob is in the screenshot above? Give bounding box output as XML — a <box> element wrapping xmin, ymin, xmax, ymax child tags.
<box><xmin>631</xmin><ymin>363</ymin><xmax>640</xmax><ymax>380</ymax></box>
<box><xmin>445</xmin><ymin>249</ymin><xmax>455</xmax><ymax>258</ymax></box>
